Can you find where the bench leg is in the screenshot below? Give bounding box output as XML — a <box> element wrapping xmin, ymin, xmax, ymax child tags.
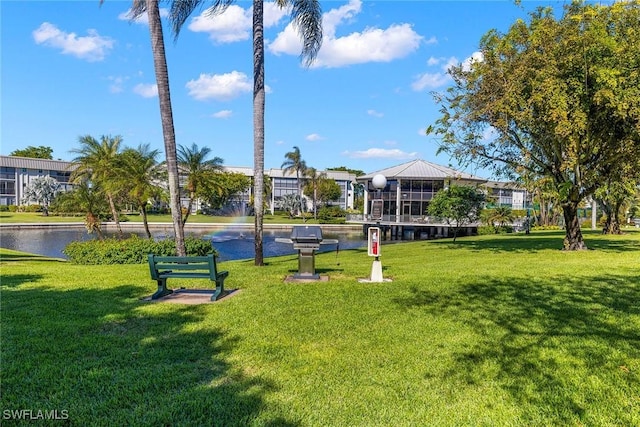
<box><xmin>210</xmin><ymin>278</ymin><xmax>226</xmax><ymax>301</ymax></box>
<box><xmin>152</xmin><ymin>279</ymin><xmax>173</xmax><ymax>300</ymax></box>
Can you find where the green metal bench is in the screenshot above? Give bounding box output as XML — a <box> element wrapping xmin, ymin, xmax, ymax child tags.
<box><xmin>147</xmin><ymin>254</ymin><xmax>229</xmax><ymax>301</ymax></box>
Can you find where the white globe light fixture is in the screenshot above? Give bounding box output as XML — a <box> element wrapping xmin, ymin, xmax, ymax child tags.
<box><xmin>372</xmin><ymin>174</ymin><xmax>387</xmax><ymax>190</ymax></box>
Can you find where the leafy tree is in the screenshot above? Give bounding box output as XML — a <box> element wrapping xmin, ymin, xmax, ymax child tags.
<box><xmin>326</xmin><ymin>166</ymin><xmax>365</xmax><ymax>177</ymax></box>
<box><xmin>128</xmin><ymin>0</ymin><xmax>186</xmax><ymax>256</ymax></box>
<box><xmin>594</xmin><ymin>178</ymin><xmax>638</xmax><ymax>235</ymax></box>
<box><xmin>206</xmin><ymin>171</ymin><xmax>252</xmax><ymax>212</ymax></box>
<box><xmin>168</xmin><ymin>0</ymin><xmax>322</xmax><ymax>266</ymax></box>
<box><xmin>177</xmin><ymin>143</ymin><xmax>223</xmax><ymax>226</ymax></box>
<box><xmin>326</xmin><ymin>166</ymin><xmax>364</xmax><ymax>211</ymax></box>
<box><xmin>21</xmin><ymin>176</ymin><xmax>61</xmax><ymax>216</ymax></box>
<box><xmin>427</xmin><ymin>184</ymin><xmax>485</xmax><ymax>242</ymax></box>
<box><xmin>10</xmin><ymin>146</ymin><xmax>53</xmax><ymax>159</ymax></box>
<box><xmin>427</xmin><ymin>1</ymin><xmax>640</xmax><ymax>250</ymax></box>
<box><xmin>70</xmin><ymin>135</ymin><xmax>125</xmax><ymax>236</ymax></box>
<box><xmin>316</xmin><ymin>177</ymin><xmax>342</xmax><ymax>208</ymax></box>
<box><xmin>118</xmin><ymin>144</ymin><xmax>165</xmax><ymax>239</ymax></box>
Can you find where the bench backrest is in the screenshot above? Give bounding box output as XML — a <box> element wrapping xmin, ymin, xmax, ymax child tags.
<box><xmin>148</xmin><ymin>254</ymin><xmax>219</xmax><ymax>280</ymax></box>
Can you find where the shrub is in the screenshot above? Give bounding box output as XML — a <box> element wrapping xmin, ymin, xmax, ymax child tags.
<box><xmin>0</xmin><ymin>205</ymin><xmax>8</xmax><ymax>212</ymax></box>
<box><xmin>63</xmin><ymin>235</ymin><xmax>214</xmax><ymax>265</ymax></box>
<box><xmin>477</xmin><ymin>225</ymin><xmax>514</xmax><ymax>235</ymax></box>
<box><xmin>318</xmin><ymin>206</ymin><xmax>346</xmax><ymax>223</ymax></box>
<box><xmin>22</xmin><ymin>204</ymin><xmax>43</xmax><ymax>213</ymax></box>
<box><xmin>532</xmin><ymin>225</ymin><xmax>562</xmax><ymax>231</ymax></box>
<box><xmin>477</xmin><ymin>225</ymin><xmax>496</xmax><ymax>235</ymax></box>
<box><xmin>8</xmin><ymin>205</ymin><xmax>18</xmax><ymax>212</ymax></box>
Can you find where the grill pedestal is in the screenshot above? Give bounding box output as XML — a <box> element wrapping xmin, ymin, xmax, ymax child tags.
<box><xmin>294</xmin><ymin>244</ymin><xmax>320</xmax><ymax>279</ymax></box>
<box><xmin>275</xmin><ymin>226</ymin><xmax>338</xmax><ymax>280</ymax></box>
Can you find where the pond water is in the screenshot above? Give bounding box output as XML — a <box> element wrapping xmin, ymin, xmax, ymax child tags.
<box><xmin>0</xmin><ymin>227</ymin><xmax>367</xmax><ymax>261</ymax></box>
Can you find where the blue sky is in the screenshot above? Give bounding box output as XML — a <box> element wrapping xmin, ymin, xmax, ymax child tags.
<box><xmin>2</xmin><ymin>0</ymin><xmax>569</xmax><ymax>177</ymax></box>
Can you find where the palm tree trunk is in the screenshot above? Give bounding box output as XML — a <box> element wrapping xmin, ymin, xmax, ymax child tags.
<box><xmin>146</xmin><ymin>0</ymin><xmax>185</xmax><ymax>256</ymax></box>
<box><xmin>253</xmin><ymin>0</ymin><xmax>265</xmax><ymax>266</ymax></box>
<box><xmin>182</xmin><ymin>192</ymin><xmax>195</xmax><ymax>227</ymax></box>
<box><xmin>86</xmin><ymin>212</ymin><xmax>104</xmax><ymax>240</ymax></box>
<box><xmin>106</xmin><ymin>192</ymin><xmax>123</xmax><ymax>236</ymax></box>
<box><xmin>140</xmin><ymin>205</ymin><xmax>152</xmax><ymax>239</ymax></box>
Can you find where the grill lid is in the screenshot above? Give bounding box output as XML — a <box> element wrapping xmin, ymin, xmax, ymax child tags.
<box><xmin>290</xmin><ymin>225</ymin><xmax>323</xmax><ymax>242</ymax></box>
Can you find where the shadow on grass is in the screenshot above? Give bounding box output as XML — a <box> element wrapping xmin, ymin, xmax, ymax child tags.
<box><xmin>394</xmin><ymin>273</ymin><xmax>640</xmax><ymax>424</ymax></box>
<box><xmin>430</xmin><ymin>229</ymin><xmax>640</xmax><ymax>253</ymax></box>
<box><xmin>0</xmin><ymin>273</ymin><xmax>45</xmax><ymax>288</ymax></box>
<box><xmin>1</xmin><ymin>284</ymin><xmax>299</xmax><ymax>426</ymax></box>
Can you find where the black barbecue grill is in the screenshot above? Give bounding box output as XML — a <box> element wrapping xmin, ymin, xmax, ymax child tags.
<box><xmin>275</xmin><ymin>225</ymin><xmax>338</xmax><ymax>279</ymax></box>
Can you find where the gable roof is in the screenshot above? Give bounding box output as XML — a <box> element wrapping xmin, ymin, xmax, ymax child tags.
<box><xmin>0</xmin><ymin>155</ymin><xmax>76</xmax><ymax>171</ymax></box>
<box><xmin>358</xmin><ymin>159</ymin><xmax>486</xmax><ymax>183</ymax></box>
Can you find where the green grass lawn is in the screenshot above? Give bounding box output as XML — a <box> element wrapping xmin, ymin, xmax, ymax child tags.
<box><xmin>2</xmin><ymin>230</ymin><xmax>639</xmax><ymax>426</ymax></box>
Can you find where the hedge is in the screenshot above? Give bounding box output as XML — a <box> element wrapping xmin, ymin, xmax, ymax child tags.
<box><xmin>63</xmin><ymin>235</ymin><xmax>214</xmax><ymax>265</ymax></box>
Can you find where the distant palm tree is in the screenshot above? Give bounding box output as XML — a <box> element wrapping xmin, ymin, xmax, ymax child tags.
<box><xmin>119</xmin><ymin>144</ymin><xmax>164</xmax><ymax>238</ymax></box>
<box><xmin>282</xmin><ymin>146</ymin><xmax>307</xmax><ymax>199</ymax></box>
<box><xmin>177</xmin><ymin>143</ymin><xmax>224</xmax><ymax>226</ymax></box>
<box><xmin>304</xmin><ymin>166</ymin><xmax>326</xmax><ymax>220</ymax></box>
<box><xmin>70</xmin><ymin>134</ymin><xmax>125</xmax><ymax>236</ymax></box>
<box><xmin>128</xmin><ymin>0</ymin><xmax>186</xmax><ymax>255</ymax></box>
<box><xmin>168</xmin><ymin>0</ymin><xmax>322</xmax><ymax>266</ymax></box>
<box><xmin>53</xmin><ymin>178</ymin><xmax>108</xmax><ymax>239</ymax></box>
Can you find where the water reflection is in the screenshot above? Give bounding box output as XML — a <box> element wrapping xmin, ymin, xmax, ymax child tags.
<box><xmin>0</xmin><ymin>228</ymin><xmax>366</xmax><ymax>261</ymax></box>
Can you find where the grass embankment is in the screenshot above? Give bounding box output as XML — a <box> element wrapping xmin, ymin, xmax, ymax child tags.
<box><xmin>2</xmin><ymin>230</ymin><xmax>639</xmax><ymax>426</ymax></box>
<box><xmin>0</xmin><ymin>212</ymin><xmax>318</xmax><ymax>225</ymax></box>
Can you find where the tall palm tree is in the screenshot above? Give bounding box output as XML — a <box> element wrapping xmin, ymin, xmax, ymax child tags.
<box><xmin>168</xmin><ymin>0</ymin><xmax>322</xmax><ymax>265</ymax></box>
<box><xmin>118</xmin><ymin>144</ymin><xmax>164</xmax><ymax>239</ymax></box>
<box><xmin>129</xmin><ymin>0</ymin><xmax>186</xmax><ymax>256</ymax></box>
<box><xmin>70</xmin><ymin>134</ymin><xmax>125</xmax><ymax>237</ymax></box>
<box><xmin>281</xmin><ymin>146</ymin><xmax>307</xmax><ymax>198</ymax></box>
<box><xmin>177</xmin><ymin>143</ymin><xmax>224</xmax><ymax>226</ymax></box>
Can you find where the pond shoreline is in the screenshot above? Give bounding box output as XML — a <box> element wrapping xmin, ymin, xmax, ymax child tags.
<box><xmin>0</xmin><ymin>222</ymin><xmax>364</xmax><ymax>233</ymax></box>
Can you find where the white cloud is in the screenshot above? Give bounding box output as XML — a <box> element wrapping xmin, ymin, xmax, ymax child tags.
<box><xmin>32</xmin><ymin>22</ymin><xmax>114</xmax><ymax>62</ymax></box>
<box><xmin>108</xmin><ymin>76</ymin><xmax>128</xmax><ymax>94</ymax></box>
<box><xmin>186</xmin><ymin>71</ymin><xmax>252</xmax><ymax>101</ymax></box>
<box><xmin>411</xmin><ymin>73</ymin><xmax>451</xmax><ymax>91</ymax></box>
<box><xmin>188</xmin><ymin>5</ymin><xmax>252</xmax><ymax>43</ymax></box>
<box><xmin>188</xmin><ymin>2</ymin><xmax>287</xmax><ymax>44</ymax></box>
<box><xmin>212</xmin><ymin>110</ymin><xmax>233</xmax><ymax>119</ymax></box>
<box><xmin>411</xmin><ymin>56</ymin><xmax>459</xmax><ymax>91</ymax></box>
<box><xmin>118</xmin><ymin>8</ymin><xmax>169</xmax><ymax>25</ymax></box>
<box><xmin>367</xmin><ymin>109</ymin><xmax>384</xmax><ymax>118</ymax></box>
<box><xmin>427</xmin><ymin>56</ymin><xmax>440</xmax><ymax>66</ymax></box>
<box><xmin>305</xmin><ymin>133</ymin><xmax>325</xmax><ymax>141</ymax></box>
<box><xmin>270</xmin><ymin>0</ymin><xmax>423</xmax><ymax>69</ymax></box>
<box><xmin>133</xmin><ymin>83</ymin><xmax>158</xmax><ymax>98</ymax></box>
<box><xmin>184</xmin><ymin>0</ymin><xmax>422</xmax><ymax>68</ymax></box>
<box><xmin>343</xmin><ymin>148</ymin><xmax>418</xmax><ymax>159</ymax></box>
